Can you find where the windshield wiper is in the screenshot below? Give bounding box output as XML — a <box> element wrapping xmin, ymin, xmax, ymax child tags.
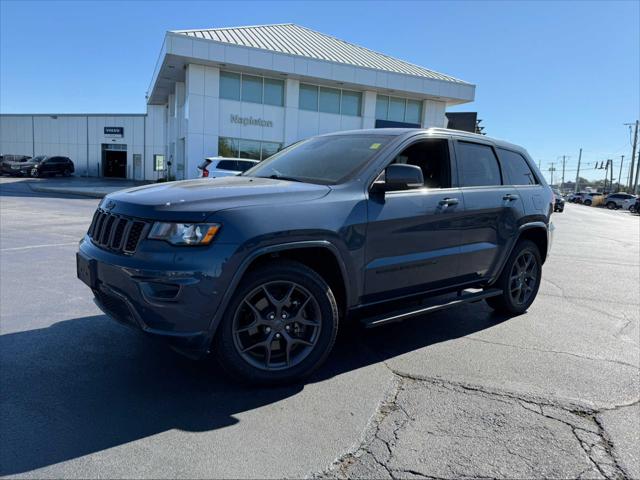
<box><xmin>262</xmin><ymin>174</ymin><xmax>304</xmax><ymax>183</ymax></box>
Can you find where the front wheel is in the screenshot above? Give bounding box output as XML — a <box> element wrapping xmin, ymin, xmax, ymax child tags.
<box><xmin>584</xmin><ymin>199</ymin><xmax>592</xmax><ymax>206</ymax></box>
<box><xmin>486</xmin><ymin>240</ymin><xmax>542</xmax><ymax>315</ymax></box>
<box><xmin>213</xmin><ymin>260</ymin><xmax>339</xmax><ymax>385</ymax></box>
<box><xmin>31</xmin><ymin>168</ymin><xmax>40</xmax><ymax>177</ymax></box>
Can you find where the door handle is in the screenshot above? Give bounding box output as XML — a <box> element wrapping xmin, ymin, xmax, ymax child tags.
<box><xmin>438</xmin><ymin>197</ymin><xmax>459</xmax><ymax>207</ymax></box>
<box><xmin>503</xmin><ymin>194</ymin><xmax>519</xmax><ymax>201</ymax></box>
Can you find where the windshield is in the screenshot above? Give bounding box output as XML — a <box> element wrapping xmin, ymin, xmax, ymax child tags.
<box><xmin>243</xmin><ymin>135</ymin><xmax>393</xmax><ymax>185</ymax></box>
<box><xmin>32</xmin><ymin>156</ymin><xmax>46</xmax><ymax>163</ymax></box>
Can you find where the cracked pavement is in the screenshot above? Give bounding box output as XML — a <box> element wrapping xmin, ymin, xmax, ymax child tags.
<box><xmin>1</xmin><ymin>178</ymin><xmax>639</xmax><ymax>479</ymax></box>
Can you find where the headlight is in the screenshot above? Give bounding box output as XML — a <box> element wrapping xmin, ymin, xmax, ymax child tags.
<box><xmin>148</xmin><ymin>222</ymin><xmax>221</xmax><ymax>246</ymax></box>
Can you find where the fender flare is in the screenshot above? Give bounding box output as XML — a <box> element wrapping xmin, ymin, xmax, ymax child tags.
<box><xmin>206</xmin><ymin>240</ymin><xmax>351</xmax><ymax>340</ymax></box>
<box><xmin>492</xmin><ymin>221</ymin><xmax>549</xmax><ymax>282</ymax></box>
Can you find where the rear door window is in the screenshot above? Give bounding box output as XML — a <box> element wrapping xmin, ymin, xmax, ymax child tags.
<box><xmin>236</xmin><ymin>160</ymin><xmax>256</xmax><ymax>172</ymax></box>
<box><xmin>456</xmin><ymin>141</ymin><xmax>502</xmax><ymax>187</ymax></box>
<box><xmin>216</xmin><ymin>160</ymin><xmax>240</xmax><ymax>171</ymax></box>
<box><xmin>496</xmin><ymin>148</ymin><xmax>538</xmax><ymax>185</ymax></box>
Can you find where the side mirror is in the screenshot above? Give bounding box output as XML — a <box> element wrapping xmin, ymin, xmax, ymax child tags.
<box><xmin>372</xmin><ymin>164</ymin><xmax>424</xmax><ymax>192</ymax></box>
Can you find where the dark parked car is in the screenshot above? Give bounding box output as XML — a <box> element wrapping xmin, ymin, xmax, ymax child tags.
<box><xmin>552</xmin><ymin>188</ymin><xmax>565</xmax><ymax>212</ymax></box>
<box><xmin>77</xmin><ymin>128</ymin><xmax>554</xmax><ymax>385</ymax></box>
<box><xmin>0</xmin><ymin>154</ymin><xmax>31</xmax><ymax>175</ymax></box>
<box><xmin>11</xmin><ymin>156</ymin><xmax>75</xmax><ymax>177</ymax></box>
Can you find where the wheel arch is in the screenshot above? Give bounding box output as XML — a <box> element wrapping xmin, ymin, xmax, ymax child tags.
<box><xmin>207</xmin><ymin>241</ymin><xmax>350</xmax><ymax>340</ymax></box>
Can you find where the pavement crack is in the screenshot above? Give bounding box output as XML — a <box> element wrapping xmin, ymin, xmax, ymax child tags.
<box><xmin>463</xmin><ymin>336</ymin><xmax>640</xmax><ymax>370</ymax></box>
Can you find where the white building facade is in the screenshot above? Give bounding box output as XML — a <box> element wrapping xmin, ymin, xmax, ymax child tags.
<box><xmin>1</xmin><ymin>24</ymin><xmax>475</xmax><ymax>181</ymax></box>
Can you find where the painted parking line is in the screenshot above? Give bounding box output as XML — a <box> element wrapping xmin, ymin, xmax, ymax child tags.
<box><xmin>0</xmin><ymin>242</ymin><xmax>78</xmax><ymax>252</ymax></box>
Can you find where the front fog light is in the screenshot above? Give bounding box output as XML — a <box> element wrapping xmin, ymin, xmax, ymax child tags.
<box><xmin>148</xmin><ymin>222</ymin><xmax>220</xmax><ymax>246</ymax></box>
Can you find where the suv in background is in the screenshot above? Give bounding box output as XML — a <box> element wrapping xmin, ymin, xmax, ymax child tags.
<box><xmin>77</xmin><ymin>128</ymin><xmax>553</xmax><ymax>385</ymax></box>
<box><xmin>582</xmin><ymin>192</ymin><xmax>603</xmax><ymax>206</ymax></box>
<box><xmin>0</xmin><ymin>154</ymin><xmax>31</xmax><ymax>175</ymax></box>
<box><xmin>552</xmin><ymin>188</ymin><xmax>565</xmax><ymax>212</ymax></box>
<box><xmin>605</xmin><ymin>193</ymin><xmax>636</xmax><ymax>209</ymax></box>
<box><xmin>197</xmin><ymin>157</ymin><xmax>260</xmax><ymax>178</ymax></box>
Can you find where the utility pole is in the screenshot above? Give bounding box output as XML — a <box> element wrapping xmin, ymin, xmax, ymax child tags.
<box><xmin>618</xmin><ymin>155</ymin><xmax>624</xmax><ymax>192</ymax></box>
<box><xmin>633</xmin><ymin>121</ymin><xmax>640</xmax><ymax>194</ymax></box>
<box><xmin>626</xmin><ymin>120</ymin><xmax>639</xmax><ymax>193</ymax></box>
<box><xmin>609</xmin><ymin>159</ymin><xmax>614</xmax><ymax>192</ymax></box>
<box><xmin>561</xmin><ymin>155</ymin><xmax>566</xmax><ymax>191</ymax></box>
<box><xmin>575</xmin><ymin>148</ymin><xmax>582</xmax><ymax>192</ymax></box>
<box><xmin>548</xmin><ymin>162</ymin><xmax>556</xmax><ymax>186</ymax></box>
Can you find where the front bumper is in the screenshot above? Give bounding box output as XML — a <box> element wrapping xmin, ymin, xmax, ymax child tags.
<box><xmin>77</xmin><ymin>236</ymin><xmax>240</xmax><ymax>357</ymax></box>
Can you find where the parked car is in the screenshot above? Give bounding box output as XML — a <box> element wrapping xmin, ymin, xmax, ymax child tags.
<box><xmin>630</xmin><ymin>197</ymin><xmax>640</xmax><ymax>214</ymax></box>
<box><xmin>77</xmin><ymin>128</ymin><xmax>554</xmax><ymax>385</ymax></box>
<box><xmin>28</xmin><ymin>156</ymin><xmax>75</xmax><ymax>177</ymax></box>
<box><xmin>604</xmin><ymin>193</ymin><xmax>637</xmax><ymax>210</ymax></box>
<box><xmin>582</xmin><ymin>192</ymin><xmax>604</xmax><ymax>206</ymax></box>
<box><xmin>0</xmin><ymin>154</ymin><xmax>31</xmax><ymax>175</ymax></box>
<box><xmin>552</xmin><ymin>188</ymin><xmax>565</xmax><ymax>212</ymax></box>
<box><xmin>197</xmin><ymin>157</ymin><xmax>260</xmax><ymax>178</ymax></box>
<box><xmin>567</xmin><ymin>192</ymin><xmax>586</xmax><ymax>203</ymax></box>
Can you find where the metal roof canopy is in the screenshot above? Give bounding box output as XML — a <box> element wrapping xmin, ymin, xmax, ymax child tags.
<box><xmin>148</xmin><ymin>23</ymin><xmax>475</xmax><ymax>105</ymax></box>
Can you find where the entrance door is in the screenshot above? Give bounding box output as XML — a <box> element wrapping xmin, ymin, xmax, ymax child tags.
<box><xmin>102</xmin><ymin>144</ymin><xmax>127</xmax><ymax>178</ymax></box>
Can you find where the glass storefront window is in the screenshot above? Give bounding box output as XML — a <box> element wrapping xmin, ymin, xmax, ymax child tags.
<box><xmin>341</xmin><ymin>90</ymin><xmax>362</xmax><ymax>116</ymax></box>
<box><xmin>375</xmin><ymin>95</ymin><xmax>389</xmax><ymax>120</ymax></box>
<box><xmin>218</xmin><ymin>137</ymin><xmax>283</xmax><ymax>161</ymax></box>
<box><xmin>264</xmin><ymin>78</ymin><xmax>284</xmax><ymax>106</ymax></box>
<box><xmin>319</xmin><ymin>87</ymin><xmax>340</xmax><ymax>114</ymax></box>
<box><xmin>218</xmin><ymin>137</ymin><xmax>239</xmax><ymax>158</ymax></box>
<box><xmin>388</xmin><ymin>97</ymin><xmax>406</xmax><ymax>122</ymax></box>
<box><xmin>405</xmin><ymin>100</ymin><xmax>422</xmax><ymax>124</ymax></box>
<box><xmin>238</xmin><ymin>139</ymin><xmax>262</xmax><ymax>160</ymax></box>
<box><xmin>261</xmin><ymin>142</ymin><xmax>280</xmax><ymax>160</ymax></box>
<box><xmin>220</xmin><ymin>71</ymin><xmax>240</xmax><ymax>101</ymax></box>
<box><xmin>241</xmin><ymin>74</ymin><xmax>262</xmax><ymax>104</ymax></box>
<box><xmin>299</xmin><ymin>84</ymin><xmax>318</xmax><ymax>111</ymax></box>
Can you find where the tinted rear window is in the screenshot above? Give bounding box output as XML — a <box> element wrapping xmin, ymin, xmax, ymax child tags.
<box><xmin>216</xmin><ymin>160</ymin><xmax>240</xmax><ymax>171</ymax></box>
<box><xmin>497</xmin><ymin>148</ymin><xmax>538</xmax><ymax>185</ymax></box>
<box><xmin>456</xmin><ymin>142</ymin><xmax>502</xmax><ymax>187</ymax></box>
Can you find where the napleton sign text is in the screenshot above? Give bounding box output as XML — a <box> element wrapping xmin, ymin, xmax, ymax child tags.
<box><xmin>229</xmin><ymin>114</ymin><xmax>273</xmax><ymax>128</ymax></box>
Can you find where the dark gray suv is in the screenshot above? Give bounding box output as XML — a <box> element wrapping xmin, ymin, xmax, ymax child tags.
<box><xmin>77</xmin><ymin>128</ymin><xmax>554</xmax><ymax>384</ymax></box>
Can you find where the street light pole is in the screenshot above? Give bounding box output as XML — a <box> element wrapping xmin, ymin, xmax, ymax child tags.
<box><xmin>633</xmin><ymin>120</ymin><xmax>640</xmax><ymax>194</ymax></box>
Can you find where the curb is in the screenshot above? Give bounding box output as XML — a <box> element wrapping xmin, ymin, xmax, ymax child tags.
<box><xmin>28</xmin><ymin>185</ymin><xmax>109</xmax><ymax>199</ymax></box>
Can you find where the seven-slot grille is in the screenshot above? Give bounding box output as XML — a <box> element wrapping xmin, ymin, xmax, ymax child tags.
<box><xmin>87</xmin><ymin>209</ymin><xmax>149</xmax><ymax>254</ymax></box>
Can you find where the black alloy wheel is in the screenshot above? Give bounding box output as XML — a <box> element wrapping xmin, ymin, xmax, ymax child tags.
<box><xmin>486</xmin><ymin>240</ymin><xmax>542</xmax><ymax>315</ymax></box>
<box><xmin>232</xmin><ymin>281</ymin><xmax>322</xmax><ymax>371</ymax></box>
<box><xmin>214</xmin><ymin>260</ymin><xmax>339</xmax><ymax>385</ymax></box>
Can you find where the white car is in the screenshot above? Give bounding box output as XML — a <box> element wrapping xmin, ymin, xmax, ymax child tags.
<box><xmin>197</xmin><ymin>157</ymin><xmax>259</xmax><ymax>178</ymax></box>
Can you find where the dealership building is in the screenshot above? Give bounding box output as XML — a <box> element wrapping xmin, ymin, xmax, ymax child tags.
<box><xmin>0</xmin><ymin>24</ymin><xmax>475</xmax><ymax>181</ymax></box>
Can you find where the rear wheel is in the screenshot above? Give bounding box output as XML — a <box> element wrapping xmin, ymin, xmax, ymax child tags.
<box><xmin>213</xmin><ymin>260</ymin><xmax>339</xmax><ymax>385</ymax></box>
<box><xmin>63</xmin><ymin>168</ymin><xmax>71</xmax><ymax>177</ymax></box>
<box><xmin>486</xmin><ymin>240</ymin><xmax>542</xmax><ymax>315</ymax></box>
<box><xmin>584</xmin><ymin>199</ymin><xmax>592</xmax><ymax>206</ymax></box>
<box><xmin>606</xmin><ymin>201</ymin><xmax>616</xmax><ymax>210</ymax></box>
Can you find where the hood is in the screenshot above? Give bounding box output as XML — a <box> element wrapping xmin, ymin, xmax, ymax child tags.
<box><xmin>103</xmin><ymin>176</ymin><xmax>331</xmax><ymax>221</ymax></box>
<box><xmin>8</xmin><ymin>161</ymin><xmax>37</xmax><ymax>168</ymax></box>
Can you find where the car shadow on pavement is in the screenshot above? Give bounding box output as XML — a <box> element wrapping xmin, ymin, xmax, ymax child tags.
<box><xmin>0</xmin><ymin>303</ymin><xmax>507</xmax><ymax>476</ymax></box>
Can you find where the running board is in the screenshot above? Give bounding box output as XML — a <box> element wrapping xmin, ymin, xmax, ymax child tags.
<box><xmin>361</xmin><ymin>288</ymin><xmax>503</xmax><ymax>328</ymax></box>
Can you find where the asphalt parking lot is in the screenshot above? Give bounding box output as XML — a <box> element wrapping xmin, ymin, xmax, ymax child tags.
<box><xmin>1</xmin><ymin>177</ymin><xmax>638</xmax><ymax>479</ymax></box>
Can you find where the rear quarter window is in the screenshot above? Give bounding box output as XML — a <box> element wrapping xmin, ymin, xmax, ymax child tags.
<box><xmin>216</xmin><ymin>160</ymin><xmax>239</xmax><ymax>171</ymax></box>
<box><xmin>497</xmin><ymin>148</ymin><xmax>538</xmax><ymax>185</ymax></box>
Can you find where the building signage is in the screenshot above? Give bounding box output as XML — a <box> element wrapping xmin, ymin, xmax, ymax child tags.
<box><xmin>104</xmin><ymin>127</ymin><xmax>124</xmax><ymax>137</ymax></box>
<box><xmin>230</xmin><ymin>114</ymin><xmax>273</xmax><ymax>128</ymax></box>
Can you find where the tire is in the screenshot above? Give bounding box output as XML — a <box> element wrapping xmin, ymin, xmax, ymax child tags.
<box><xmin>584</xmin><ymin>199</ymin><xmax>592</xmax><ymax>206</ymax></box>
<box><xmin>213</xmin><ymin>260</ymin><xmax>339</xmax><ymax>385</ymax></box>
<box><xmin>606</xmin><ymin>202</ymin><xmax>616</xmax><ymax>210</ymax></box>
<box><xmin>63</xmin><ymin>168</ymin><xmax>71</xmax><ymax>177</ymax></box>
<box><xmin>31</xmin><ymin>168</ymin><xmax>39</xmax><ymax>178</ymax></box>
<box><xmin>486</xmin><ymin>240</ymin><xmax>542</xmax><ymax>315</ymax></box>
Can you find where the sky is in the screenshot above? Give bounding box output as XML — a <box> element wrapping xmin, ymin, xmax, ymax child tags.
<box><xmin>1</xmin><ymin>0</ymin><xmax>639</xmax><ymax>182</ymax></box>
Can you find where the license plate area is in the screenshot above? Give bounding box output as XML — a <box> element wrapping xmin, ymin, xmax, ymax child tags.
<box><xmin>76</xmin><ymin>252</ymin><xmax>97</xmax><ymax>289</ymax></box>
